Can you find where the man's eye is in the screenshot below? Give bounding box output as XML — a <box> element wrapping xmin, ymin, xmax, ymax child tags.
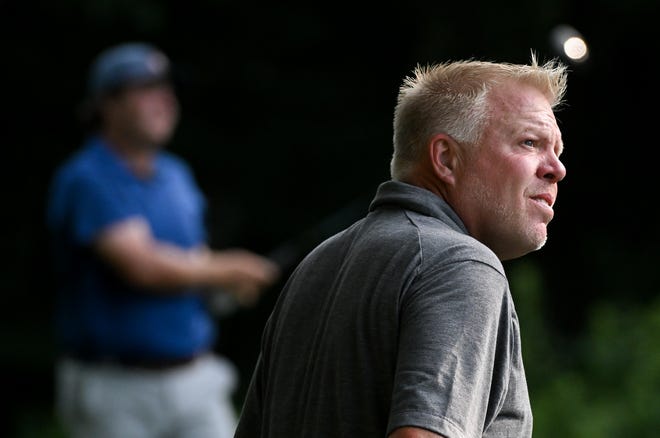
<box><xmin>523</xmin><ymin>139</ymin><xmax>536</xmax><ymax>147</ymax></box>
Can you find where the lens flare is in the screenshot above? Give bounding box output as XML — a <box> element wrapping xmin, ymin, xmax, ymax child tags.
<box><xmin>550</xmin><ymin>24</ymin><xmax>589</xmax><ymax>63</ymax></box>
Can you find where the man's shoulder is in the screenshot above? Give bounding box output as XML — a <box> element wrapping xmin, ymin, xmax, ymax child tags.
<box><xmin>52</xmin><ymin>145</ymin><xmax>104</xmax><ymax>185</ymax></box>
<box><xmin>157</xmin><ymin>150</ymin><xmax>193</xmax><ymax>173</ymax></box>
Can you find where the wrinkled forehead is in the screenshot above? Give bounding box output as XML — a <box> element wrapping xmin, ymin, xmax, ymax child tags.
<box><xmin>488</xmin><ymin>82</ymin><xmax>558</xmax><ymax>127</ymax></box>
<box><xmin>488</xmin><ymin>80</ymin><xmax>554</xmax><ymax>111</ymax></box>
<box><xmin>488</xmin><ymin>81</ymin><xmax>563</xmax><ymax>143</ymax></box>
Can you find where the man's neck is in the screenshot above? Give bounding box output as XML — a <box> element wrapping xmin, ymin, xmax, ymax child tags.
<box><xmin>102</xmin><ymin>131</ymin><xmax>158</xmax><ymax>178</ymax></box>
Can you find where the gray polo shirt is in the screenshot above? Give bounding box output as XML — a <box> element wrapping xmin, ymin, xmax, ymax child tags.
<box><xmin>236</xmin><ymin>180</ymin><xmax>532</xmax><ymax>438</ymax></box>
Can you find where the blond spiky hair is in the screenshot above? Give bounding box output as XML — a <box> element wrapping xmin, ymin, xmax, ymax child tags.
<box><xmin>390</xmin><ymin>52</ymin><xmax>568</xmax><ymax>180</ymax></box>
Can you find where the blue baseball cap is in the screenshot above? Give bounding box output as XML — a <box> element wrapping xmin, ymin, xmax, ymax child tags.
<box><xmin>87</xmin><ymin>42</ymin><xmax>171</xmax><ymax>98</ymax></box>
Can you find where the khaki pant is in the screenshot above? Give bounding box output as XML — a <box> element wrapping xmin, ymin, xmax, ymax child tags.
<box><xmin>56</xmin><ymin>354</ymin><xmax>239</xmax><ymax>438</ymax></box>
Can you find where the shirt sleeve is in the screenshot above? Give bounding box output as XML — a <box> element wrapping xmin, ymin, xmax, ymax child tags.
<box><xmin>65</xmin><ymin>171</ymin><xmax>140</xmax><ymax>245</ymax></box>
<box><xmin>388</xmin><ymin>259</ymin><xmax>512</xmax><ymax>438</ymax></box>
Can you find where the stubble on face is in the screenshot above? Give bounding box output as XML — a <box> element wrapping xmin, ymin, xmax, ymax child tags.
<box><xmin>461</xmin><ymin>167</ymin><xmax>549</xmax><ymax>260</ymax></box>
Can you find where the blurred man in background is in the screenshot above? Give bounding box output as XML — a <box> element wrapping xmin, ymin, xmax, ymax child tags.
<box><xmin>46</xmin><ymin>41</ymin><xmax>280</xmax><ymax>438</ymax></box>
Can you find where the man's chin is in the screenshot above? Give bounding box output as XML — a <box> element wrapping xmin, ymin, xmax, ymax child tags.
<box><xmin>531</xmin><ymin>227</ymin><xmax>549</xmax><ymax>251</ymax></box>
<box><xmin>520</xmin><ymin>225</ymin><xmax>548</xmax><ymax>254</ymax></box>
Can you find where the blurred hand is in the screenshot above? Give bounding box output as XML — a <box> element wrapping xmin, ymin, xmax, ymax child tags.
<box><xmin>209</xmin><ymin>249</ymin><xmax>281</xmax><ymax>307</ymax></box>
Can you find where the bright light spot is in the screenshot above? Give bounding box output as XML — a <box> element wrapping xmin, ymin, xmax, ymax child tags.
<box><xmin>549</xmin><ymin>24</ymin><xmax>589</xmax><ymax>64</ymax></box>
<box><xmin>563</xmin><ymin>36</ymin><xmax>588</xmax><ymax>60</ymax></box>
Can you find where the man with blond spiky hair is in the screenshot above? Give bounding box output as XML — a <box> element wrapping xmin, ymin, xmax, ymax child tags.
<box><xmin>235</xmin><ymin>55</ymin><xmax>568</xmax><ymax>438</ymax></box>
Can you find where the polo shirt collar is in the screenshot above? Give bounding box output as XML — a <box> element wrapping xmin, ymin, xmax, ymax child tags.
<box><xmin>369</xmin><ymin>180</ymin><xmax>468</xmax><ymax>235</ymax></box>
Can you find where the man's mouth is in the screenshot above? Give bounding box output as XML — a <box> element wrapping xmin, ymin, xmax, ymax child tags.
<box><xmin>531</xmin><ymin>193</ymin><xmax>553</xmax><ymax>207</ymax></box>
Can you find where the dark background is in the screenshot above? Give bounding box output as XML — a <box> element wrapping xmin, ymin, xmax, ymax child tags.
<box><xmin>3</xmin><ymin>0</ymin><xmax>660</xmax><ymax>436</ymax></box>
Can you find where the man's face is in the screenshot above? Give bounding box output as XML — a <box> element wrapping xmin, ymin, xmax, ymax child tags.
<box><xmin>451</xmin><ymin>81</ymin><xmax>566</xmax><ymax>260</ymax></box>
<box><xmin>106</xmin><ymin>82</ymin><xmax>180</xmax><ymax>148</ymax></box>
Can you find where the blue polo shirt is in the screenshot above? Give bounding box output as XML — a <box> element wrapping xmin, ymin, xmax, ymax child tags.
<box><xmin>46</xmin><ymin>136</ymin><xmax>215</xmax><ymax>360</ymax></box>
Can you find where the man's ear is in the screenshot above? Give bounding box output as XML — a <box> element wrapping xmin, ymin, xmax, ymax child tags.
<box><xmin>429</xmin><ymin>133</ymin><xmax>458</xmax><ymax>185</ymax></box>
